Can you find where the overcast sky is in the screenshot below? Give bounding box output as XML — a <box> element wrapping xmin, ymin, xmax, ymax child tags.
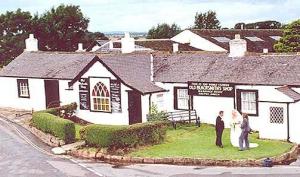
<box><xmin>0</xmin><ymin>0</ymin><xmax>299</xmax><ymax>32</ymax></box>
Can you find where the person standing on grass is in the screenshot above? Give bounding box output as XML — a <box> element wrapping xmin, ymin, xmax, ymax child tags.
<box><xmin>215</xmin><ymin>111</ymin><xmax>225</xmax><ymax>148</ymax></box>
<box><xmin>239</xmin><ymin>113</ymin><xmax>251</xmax><ymax>151</ymax></box>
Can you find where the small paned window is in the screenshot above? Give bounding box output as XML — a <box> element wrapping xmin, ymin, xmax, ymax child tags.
<box><xmin>270</xmin><ymin>107</ymin><xmax>284</xmax><ymax>124</ymax></box>
<box><xmin>17</xmin><ymin>79</ymin><xmax>30</xmax><ymax>98</ymax></box>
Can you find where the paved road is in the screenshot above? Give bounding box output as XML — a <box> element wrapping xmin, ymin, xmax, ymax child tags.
<box><xmin>0</xmin><ymin>118</ymin><xmax>99</xmax><ymax>177</ymax></box>
<box><xmin>1</xmin><ymin>116</ymin><xmax>300</xmax><ymax>177</ymax></box>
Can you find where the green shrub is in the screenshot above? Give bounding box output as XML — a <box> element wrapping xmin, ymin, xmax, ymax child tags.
<box><xmin>31</xmin><ymin>112</ymin><xmax>76</xmax><ymax>143</ymax></box>
<box><xmin>39</xmin><ymin>102</ymin><xmax>77</xmax><ymax>118</ymax></box>
<box><xmin>147</xmin><ymin>103</ymin><xmax>168</xmax><ymax>122</ymax></box>
<box><xmin>81</xmin><ymin>121</ymin><xmax>167</xmax><ymax>149</ymax></box>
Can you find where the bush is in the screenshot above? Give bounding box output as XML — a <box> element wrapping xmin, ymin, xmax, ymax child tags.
<box><xmin>147</xmin><ymin>103</ymin><xmax>168</xmax><ymax>122</ymax></box>
<box><xmin>80</xmin><ymin>121</ymin><xmax>167</xmax><ymax>149</ymax></box>
<box><xmin>31</xmin><ymin>112</ymin><xmax>76</xmax><ymax>143</ymax></box>
<box><xmin>40</xmin><ymin>102</ymin><xmax>77</xmax><ymax>118</ymax></box>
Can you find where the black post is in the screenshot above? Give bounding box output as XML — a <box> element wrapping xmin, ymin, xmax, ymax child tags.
<box><xmin>287</xmin><ymin>103</ymin><xmax>290</xmax><ymax>142</ymax></box>
<box><xmin>188</xmin><ymin>95</ymin><xmax>191</xmax><ymax>123</ymax></box>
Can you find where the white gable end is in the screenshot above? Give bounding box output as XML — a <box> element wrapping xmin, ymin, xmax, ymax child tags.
<box><xmin>172</xmin><ymin>30</ymin><xmax>227</xmax><ymax>52</ymax></box>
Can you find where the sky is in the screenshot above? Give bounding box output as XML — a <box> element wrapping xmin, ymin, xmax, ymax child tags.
<box><xmin>0</xmin><ymin>0</ymin><xmax>299</xmax><ymax>32</ymax></box>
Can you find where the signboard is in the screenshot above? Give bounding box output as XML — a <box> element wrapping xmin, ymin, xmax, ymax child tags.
<box><xmin>110</xmin><ymin>80</ymin><xmax>122</xmax><ymax>113</ymax></box>
<box><xmin>79</xmin><ymin>78</ymin><xmax>90</xmax><ymax>110</ymax></box>
<box><xmin>188</xmin><ymin>82</ymin><xmax>235</xmax><ymax>97</ymax></box>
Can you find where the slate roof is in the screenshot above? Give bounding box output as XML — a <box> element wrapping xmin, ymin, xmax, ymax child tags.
<box><xmin>98</xmin><ymin>53</ymin><xmax>165</xmax><ymax>94</ymax></box>
<box><xmin>190</xmin><ymin>29</ymin><xmax>283</xmax><ymax>52</ymax></box>
<box><xmin>135</xmin><ymin>39</ymin><xmax>201</xmax><ymax>52</ymax></box>
<box><xmin>0</xmin><ymin>51</ymin><xmax>164</xmax><ymax>94</ymax></box>
<box><xmin>153</xmin><ymin>52</ymin><xmax>300</xmax><ymax>86</ymax></box>
<box><xmin>0</xmin><ymin>52</ymin><xmax>96</xmax><ymax>79</ymax></box>
<box><xmin>276</xmin><ymin>86</ymin><xmax>300</xmax><ymax>102</ymax></box>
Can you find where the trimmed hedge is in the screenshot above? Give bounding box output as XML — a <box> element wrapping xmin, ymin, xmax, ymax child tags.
<box><xmin>41</xmin><ymin>102</ymin><xmax>77</xmax><ymax>118</ymax></box>
<box><xmin>31</xmin><ymin>112</ymin><xmax>76</xmax><ymax>143</ymax></box>
<box><xmin>80</xmin><ymin>121</ymin><xmax>167</xmax><ymax>149</ymax></box>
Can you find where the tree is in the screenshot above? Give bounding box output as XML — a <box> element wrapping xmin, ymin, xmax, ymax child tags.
<box><xmin>0</xmin><ymin>9</ymin><xmax>33</xmax><ymax>67</ymax></box>
<box><xmin>274</xmin><ymin>19</ymin><xmax>300</xmax><ymax>52</ymax></box>
<box><xmin>147</xmin><ymin>23</ymin><xmax>181</xmax><ymax>39</ymax></box>
<box><xmin>194</xmin><ymin>10</ymin><xmax>221</xmax><ymax>29</ymax></box>
<box><xmin>82</xmin><ymin>31</ymin><xmax>108</xmax><ymax>49</ymax></box>
<box><xmin>33</xmin><ymin>4</ymin><xmax>90</xmax><ymax>51</ymax></box>
<box><xmin>234</xmin><ymin>20</ymin><xmax>282</xmax><ymax>29</ymax></box>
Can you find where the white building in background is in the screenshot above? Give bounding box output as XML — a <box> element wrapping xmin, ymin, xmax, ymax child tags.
<box><xmin>1</xmin><ymin>33</ymin><xmax>300</xmax><ymax>144</ymax></box>
<box><xmin>171</xmin><ymin>29</ymin><xmax>283</xmax><ymax>53</ymax></box>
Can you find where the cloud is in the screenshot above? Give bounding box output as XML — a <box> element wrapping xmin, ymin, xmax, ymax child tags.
<box><xmin>0</xmin><ymin>0</ymin><xmax>299</xmax><ymax>32</ymax></box>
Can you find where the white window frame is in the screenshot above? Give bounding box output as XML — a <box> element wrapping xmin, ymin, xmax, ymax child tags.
<box><xmin>91</xmin><ymin>81</ymin><xmax>111</xmax><ymax>112</ymax></box>
<box><xmin>176</xmin><ymin>88</ymin><xmax>189</xmax><ymax>110</ymax></box>
<box><xmin>241</xmin><ymin>91</ymin><xmax>257</xmax><ymax>115</ymax></box>
<box><xmin>17</xmin><ymin>79</ymin><xmax>30</xmax><ymax>98</ymax></box>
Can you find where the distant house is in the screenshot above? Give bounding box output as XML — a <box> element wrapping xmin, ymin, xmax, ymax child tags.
<box><xmin>171</xmin><ymin>29</ymin><xmax>283</xmax><ymax>53</ymax></box>
<box><xmin>87</xmin><ymin>33</ymin><xmax>200</xmax><ymax>53</ymax></box>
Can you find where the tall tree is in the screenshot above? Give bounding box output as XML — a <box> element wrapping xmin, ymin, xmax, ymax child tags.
<box><xmin>0</xmin><ymin>9</ymin><xmax>33</xmax><ymax>67</ymax></box>
<box><xmin>274</xmin><ymin>19</ymin><xmax>300</xmax><ymax>52</ymax></box>
<box><xmin>147</xmin><ymin>23</ymin><xmax>181</xmax><ymax>39</ymax></box>
<box><xmin>194</xmin><ymin>10</ymin><xmax>221</xmax><ymax>29</ymax></box>
<box><xmin>34</xmin><ymin>4</ymin><xmax>90</xmax><ymax>51</ymax></box>
<box><xmin>234</xmin><ymin>20</ymin><xmax>282</xmax><ymax>29</ymax></box>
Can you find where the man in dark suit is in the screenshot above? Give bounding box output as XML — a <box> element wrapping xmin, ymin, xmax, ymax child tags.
<box><xmin>239</xmin><ymin>113</ymin><xmax>251</xmax><ymax>151</ymax></box>
<box><xmin>215</xmin><ymin>111</ymin><xmax>225</xmax><ymax>148</ymax></box>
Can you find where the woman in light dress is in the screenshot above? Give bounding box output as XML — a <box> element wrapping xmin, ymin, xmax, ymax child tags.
<box><xmin>230</xmin><ymin>110</ymin><xmax>243</xmax><ymax>147</ymax></box>
<box><xmin>230</xmin><ymin>110</ymin><xmax>258</xmax><ymax>148</ymax></box>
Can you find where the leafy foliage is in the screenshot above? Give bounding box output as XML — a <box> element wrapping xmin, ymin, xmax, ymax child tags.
<box><xmin>0</xmin><ymin>5</ymin><xmax>107</xmax><ymax>68</ymax></box>
<box><xmin>147</xmin><ymin>103</ymin><xmax>168</xmax><ymax>122</ymax></box>
<box><xmin>31</xmin><ymin>112</ymin><xmax>76</xmax><ymax>143</ymax></box>
<box><xmin>80</xmin><ymin>122</ymin><xmax>167</xmax><ymax>149</ymax></box>
<box><xmin>147</xmin><ymin>23</ymin><xmax>181</xmax><ymax>39</ymax></box>
<box><xmin>33</xmin><ymin>4</ymin><xmax>89</xmax><ymax>51</ymax></box>
<box><xmin>274</xmin><ymin>19</ymin><xmax>300</xmax><ymax>52</ymax></box>
<box><xmin>0</xmin><ymin>9</ymin><xmax>33</xmax><ymax>67</ymax></box>
<box><xmin>234</xmin><ymin>20</ymin><xmax>282</xmax><ymax>29</ymax></box>
<box><xmin>194</xmin><ymin>10</ymin><xmax>221</xmax><ymax>29</ymax></box>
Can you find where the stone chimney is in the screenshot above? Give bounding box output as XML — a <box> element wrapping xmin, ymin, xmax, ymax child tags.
<box><xmin>229</xmin><ymin>34</ymin><xmax>247</xmax><ymax>57</ymax></box>
<box><xmin>121</xmin><ymin>32</ymin><xmax>135</xmax><ymax>53</ymax></box>
<box><xmin>25</xmin><ymin>34</ymin><xmax>38</xmax><ymax>52</ymax></box>
<box><xmin>76</xmin><ymin>43</ymin><xmax>85</xmax><ymax>52</ymax></box>
<box><xmin>173</xmin><ymin>43</ymin><xmax>179</xmax><ymax>53</ymax></box>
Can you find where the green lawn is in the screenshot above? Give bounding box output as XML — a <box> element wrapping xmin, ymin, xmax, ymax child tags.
<box><xmin>129</xmin><ymin>124</ymin><xmax>293</xmax><ymax>160</ymax></box>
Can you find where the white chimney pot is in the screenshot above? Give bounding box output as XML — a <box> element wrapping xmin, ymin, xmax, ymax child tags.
<box><xmin>229</xmin><ymin>34</ymin><xmax>247</xmax><ymax>58</ymax></box>
<box><xmin>121</xmin><ymin>32</ymin><xmax>135</xmax><ymax>53</ymax></box>
<box><xmin>173</xmin><ymin>43</ymin><xmax>179</xmax><ymax>53</ymax></box>
<box><xmin>76</xmin><ymin>43</ymin><xmax>85</xmax><ymax>52</ymax></box>
<box><xmin>25</xmin><ymin>34</ymin><xmax>38</xmax><ymax>52</ymax></box>
<box><xmin>263</xmin><ymin>48</ymin><xmax>269</xmax><ymax>54</ymax></box>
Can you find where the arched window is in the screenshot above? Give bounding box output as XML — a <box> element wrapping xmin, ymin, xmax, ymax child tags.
<box><xmin>92</xmin><ymin>82</ymin><xmax>110</xmax><ymax>112</ymax></box>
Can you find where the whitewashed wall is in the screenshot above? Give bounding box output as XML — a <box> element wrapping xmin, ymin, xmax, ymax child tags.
<box><xmin>171</xmin><ymin>30</ymin><xmax>227</xmax><ymax>52</ymax></box>
<box><xmin>0</xmin><ymin>77</ymin><xmax>46</xmax><ymax>111</ymax></box>
<box><xmin>288</xmin><ymin>101</ymin><xmax>300</xmax><ymax>143</ymax></box>
<box><xmin>141</xmin><ymin>94</ymin><xmax>150</xmax><ymax>123</ymax></box>
<box><xmin>60</xmin><ymin>61</ymin><xmax>133</xmax><ymax>125</ymax></box>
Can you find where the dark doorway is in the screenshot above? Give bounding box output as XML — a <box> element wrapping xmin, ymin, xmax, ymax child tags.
<box><xmin>44</xmin><ymin>80</ymin><xmax>60</xmax><ymax>108</ymax></box>
<box><xmin>128</xmin><ymin>91</ymin><xmax>142</xmax><ymax>125</ymax></box>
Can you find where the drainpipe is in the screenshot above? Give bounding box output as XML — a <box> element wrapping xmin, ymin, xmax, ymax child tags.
<box><xmin>287</xmin><ymin>103</ymin><xmax>290</xmax><ymax>142</ymax></box>
<box><xmin>149</xmin><ymin>93</ymin><xmax>152</xmax><ymax>114</ymax></box>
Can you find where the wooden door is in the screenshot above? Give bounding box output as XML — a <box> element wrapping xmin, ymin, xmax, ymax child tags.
<box><xmin>44</xmin><ymin>80</ymin><xmax>60</xmax><ymax>108</ymax></box>
<box><xmin>128</xmin><ymin>91</ymin><xmax>142</xmax><ymax>125</ymax></box>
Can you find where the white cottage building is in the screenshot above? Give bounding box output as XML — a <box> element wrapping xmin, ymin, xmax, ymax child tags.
<box><xmin>1</xmin><ymin>34</ymin><xmax>300</xmax><ymax>144</ymax></box>
<box><xmin>0</xmin><ymin>35</ymin><xmax>166</xmax><ymax>125</ymax></box>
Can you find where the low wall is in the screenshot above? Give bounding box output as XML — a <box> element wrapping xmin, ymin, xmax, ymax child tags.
<box><xmin>69</xmin><ymin>145</ymin><xmax>299</xmax><ymax>167</ymax></box>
